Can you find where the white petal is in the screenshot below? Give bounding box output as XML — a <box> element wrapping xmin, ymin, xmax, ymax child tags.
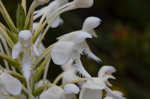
<box><xmin>57</xmin><ymin>31</ymin><xmax>92</xmax><ymax>43</ymax></box>
<box><xmin>64</xmin><ymin>84</ymin><xmax>79</xmax><ymax>94</ymax></box>
<box><xmin>51</xmin><ymin>41</ymin><xmax>74</xmax><ymax>65</ymax></box>
<box><xmin>39</xmin><ymin>86</ymin><xmax>65</xmax><ymax>99</ymax></box>
<box><xmin>83</xmin><ymin>78</ymin><xmax>106</xmax><ymax>90</ymax></box>
<box><xmin>12</xmin><ymin>42</ymin><xmax>22</xmax><ymax>59</ymax></box>
<box><xmin>51</xmin><ymin>16</ymin><xmax>64</xmax><ymax>28</ymax></box>
<box><xmin>63</xmin><ymin>71</ymin><xmax>79</xmax><ymax>83</ymax></box>
<box><xmin>98</xmin><ymin>66</ymin><xmax>116</xmax><ymax>79</ymax></box>
<box><xmin>79</xmin><ymin>88</ymin><xmax>102</xmax><ymax>99</ymax></box>
<box><xmin>0</xmin><ymin>73</ymin><xmax>22</xmax><ymax>95</ymax></box>
<box><xmin>82</xmin><ymin>16</ymin><xmax>101</xmax><ymax>31</ymax></box>
<box><xmin>33</xmin><ymin>45</ymin><xmax>40</xmax><ymax>56</ymax></box>
<box><xmin>83</xmin><ymin>48</ymin><xmax>102</xmax><ymax>63</ymax></box>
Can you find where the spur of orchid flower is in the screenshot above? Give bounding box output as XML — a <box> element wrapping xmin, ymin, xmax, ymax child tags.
<box><xmin>12</xmin><ymin>30</ymin><xmax>39</xmax><ymax>81</ymax></box>
<box><xmin>79</xmin><ymin>65</ymin><xmax>125</xmax><ymax>99</ymax></box>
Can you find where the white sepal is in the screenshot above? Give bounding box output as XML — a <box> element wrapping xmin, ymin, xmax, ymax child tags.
<box><xmin>82</xmin><ymin>78</ymin><xmax>106</xmax><ymax>90</ymax></box>
<box><xmin>39</xmin><ymin>86</ymin><xmax>65</xmax><ymax>99</ymax></box>
<box><xmin>79</xmin><ymin>87</ymin><xmax>102</xmax><ymax>99</ymax></box>
<box><xmin>74</xmin><ymin>59</ymin><xmax>91</xmax><ymax>78</ymax></box>
<box><xmin>12</xmin><ymin>42</ymin><xmax>22</xmax><ymax>59</ymax></box>
<box><xmin>0</xmin><ymin>73</ymin><xmax>22</xmax><ymax>95</ymax></box>
<box><xmin>83</xmin><ymin>48</ymin><xmax>102</xmax><ymax>63</ymax></box>
<box><xmin>51</xmin><ymin>41</ymin><xmax>74</xmax><ymax>65</ymax></box>
<box><xmin>64</xmin><ymin>84</ymin><xmax>79</xmax><ymax>94</ymax></box>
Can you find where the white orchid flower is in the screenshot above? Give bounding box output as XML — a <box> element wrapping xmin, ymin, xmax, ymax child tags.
<box><xmin>79</xmin><ymin>66</ymin><xmax>116</xmax><ymax>99</ymax></box>
<box><xmin>57</xmin><ymin>16</ymin><xmax>102</xmax><ymax>63</ymax></box>
<box><xmin>39</xmin><ymin>86</ymin><xmax>66</xmax><ymax>99</ymax></box>
<box><xmin>12</xmin><ymin>30</ymin><xmax>39</xmax><ymax>81</ymax></box>
<box><xmin>51</xmin><ymin>31</ymin><xmax>92</xmax><ymax>78</ymax></box>
<box><xmin>34</xmin><ymin>0</ymin><xmax>68</xmax><ymax>28</ymax></box>
<box><xmin>0</xmin><ymin>72</ymin><xmax>22</xmax><ymax>96</ymax></box>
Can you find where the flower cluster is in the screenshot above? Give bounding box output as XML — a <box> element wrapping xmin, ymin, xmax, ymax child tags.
<box><xmin>0</xmin><ymin>0</ymin><xmax>126</xmax><ymax>99</ymax></box>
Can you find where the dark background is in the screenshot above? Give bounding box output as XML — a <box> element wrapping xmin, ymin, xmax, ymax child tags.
<box><xmin>1</xmin><ymin>0</ymin><xmax>150</xmax><ymax>99</ymax></box>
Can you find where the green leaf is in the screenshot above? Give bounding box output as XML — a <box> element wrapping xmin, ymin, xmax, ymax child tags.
<box><xmin>0</xmin><ymin>0</ymin><xmax>17</xmax><ymax>33</ymax></box>
<box><xmin>16</xmin><ymin>4</ymin><xmax>26</xmax><ymax>31</ymax></box>
<box><xmin>0</xmin><ymin>53</ymin><xmax>21</xmax><ymax>71</ymax></box>
<box><xmin>32</xmin><ymin>54</ymin><xmax>51</xmax><ymax>83</ymax></box>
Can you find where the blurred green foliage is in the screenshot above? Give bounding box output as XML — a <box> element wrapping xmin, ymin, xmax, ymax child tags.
<box><xmin>1</xmin><ymin>0</ymin><xmax>150</xmax><ymax>99</ymax></box>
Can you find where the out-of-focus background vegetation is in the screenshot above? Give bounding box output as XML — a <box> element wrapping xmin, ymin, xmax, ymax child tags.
<box><xmin>1</xmin><ymin>0</ymin><xmax>150</xmax><ymax>99</ymax></box>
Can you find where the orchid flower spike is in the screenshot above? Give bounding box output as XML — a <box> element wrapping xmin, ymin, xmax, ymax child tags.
<box><xmin>34</xmin><ymin>0</ymin><xmax>68</xmax><ymax>28</ymax></box>
<box><xmin>0</xmin><ymin>72</ymin><xmax>22</xmax><ymax>95</ymax></box>
<box><xmin>82</xmin><ymin>16</ymin><xmax>102</xmax><ymax>37</ymax></box>
<box><xmin>39</xmin><ymin>86</ymin><xmax>66</xmax><ymax>99</ymax></box>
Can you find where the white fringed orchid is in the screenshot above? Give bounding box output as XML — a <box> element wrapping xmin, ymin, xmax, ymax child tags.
<box><xmin>57</xmin><ymin>16</ymin><xmax>102</xmax><ymax>63</ymax></box>
<box><xmin>0</xmin><ymin>72</ymin><xmax>22</xmax><ymax>96</ymax></box>
<box><xmin>34</xmin><ymin>0</ymin><xmax>68</xmax><ymax>28</ymax></box>
<box><xmin>79</xmin><ymin>66</ymin><xmax>117</xmax><ymax>99</ymax></box>
<box><xmin>39</xmin><ymin>86</ymin><xmax>66</xmax><ymax>99</ymax></box>
<box><xmin>12</xmin><ymin>30</ymin><xmax>39</xmax><ymax>81</ymax></box>
<box><xmin>51</xmin><ymin>31</ymin><xmax>93</xmax><ymax>78</ymax></box>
